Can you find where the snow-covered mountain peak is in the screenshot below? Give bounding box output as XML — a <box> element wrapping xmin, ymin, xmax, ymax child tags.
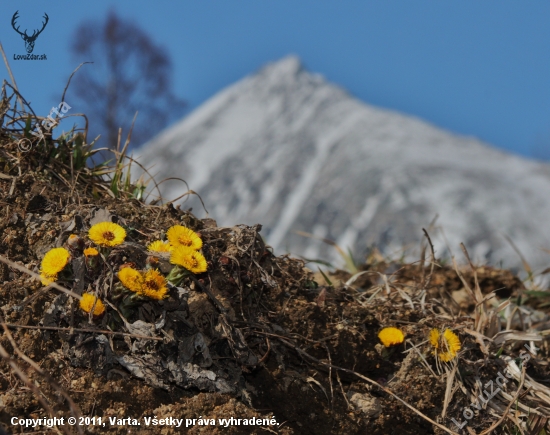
<box><xmin>138</xmin><ymin>56</ymin><xmax>550</xmax><ymax>278</ymax></box>
<box><xmin>260</xmin><ymin>55</ymin><xmax>304</xmax><ymax>78</ymax></box>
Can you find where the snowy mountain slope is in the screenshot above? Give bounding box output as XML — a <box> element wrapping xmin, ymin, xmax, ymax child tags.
<box><xmin>137</xmin><ymin>56</ymin><xmax>550</xmax><ymax>273</ymax></box>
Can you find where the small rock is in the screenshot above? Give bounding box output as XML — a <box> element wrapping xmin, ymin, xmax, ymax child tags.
<box><xmin>347</xmin><ymin>391</ymin><xmax>382</xmax><ymax>418</ymax></box>
<box><xmin>374</xmin><ymin>343</ymin><xmax>385</xmax><ymax>356</ymax></box>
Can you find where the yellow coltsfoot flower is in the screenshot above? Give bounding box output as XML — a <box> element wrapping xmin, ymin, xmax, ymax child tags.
<box><xmin>88</xmin><ymin>222</ymin><xmax>126</xmax><ymax>247</ymax></box>
<box><xmin>79</xmin><ymin>293</ymin><xmax>105</xmax><ymax>316</ymax></box>
<box><xmin>147</xmin><ymin>240</ymin><xmax>173</xmax><ymax>253</ymax></box>
<box><xmin>166</xmin><ymin>225</ymin><xmax>202</xmax><ymax>250</ymax></box>
<box><xmin>118</xmin><ymin>267</ymin><xmax>169</xmax><ymax>300</ymax></box>
<box><xmin>429</xmin><ymin>328</ymin><xmax>461</xmax><ymax>362</ymax></box>
<box><xmin>141</xmin><ymin>269</ymin><xmax>168</xmax><ymax>300</ymax></box>
<box><xmin>83</xmin><ymin>246</ymin><xmax>100</xmax><ymax>268</ymax></box>
<box><xmin>186</xmin><ymin>251</ymin><xmax>208</xmax><ymax>274</ymax></box>
<box><xmin>40</xmin><ymin>247</ymin><xmax>70</xmax><ymax>282</ymax></box>
<box><xmin>170</xmin><ymin>245</ymin><xmax>208</xmax><ymax>273</ymax></box>
<box><xmin>83</xmin><ymin>247</ymin><xmax>99</xmax><ymax>257</ymax></box>
<box><xmin>117</xmin><ymin>267</ymin><xmax>144</xmax><ymax>293</ymax></box>
<box><xmin>378</xmin><ymin>327</ymin><xmax>405</xmax><ymax>347</ymax></box>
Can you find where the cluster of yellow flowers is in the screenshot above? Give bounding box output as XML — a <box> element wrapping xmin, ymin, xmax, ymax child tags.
<box><xmin>39</xmin><ymin>221</ymin><xmax>208</xmax><ymax>319</ymax></box>
<box><xmin>118</xmin><ymin>267</ymin><xmax>168</xmax><ymax>300</ymax></box>
<box><xmin>148</xmin><ymin>225</ymin><xmax>207</xmax><ymax>274</ymax></box>
<box><xmin>40</xmin><ymin>221</ymin><xmax>128</xmax><ymax>317</ymax></box>
<box><xmin>378</xmin><ymin>326</ymin><xmax>461</xmax><ymax>362</ymax></box>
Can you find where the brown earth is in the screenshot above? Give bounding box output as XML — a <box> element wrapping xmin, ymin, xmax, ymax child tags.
<box><xmin>1</xmin><ymin>136</ymin><xmax>550</xmax><ymax>435</ymax></box>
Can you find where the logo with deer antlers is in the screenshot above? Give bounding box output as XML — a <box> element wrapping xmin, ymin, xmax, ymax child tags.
<box><xmin>11</xmin><ymin>11</ymin><xmax>49</xmax><ymax>54</ymax></box>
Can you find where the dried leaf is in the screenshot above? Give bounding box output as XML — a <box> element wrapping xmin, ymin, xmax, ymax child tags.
<box><xmin>90</xmin><ymin>208</ymin><xmax>113</xmax><ymax>226</ymax></box>
<box><xmin>316</xmin><ymin>288</ymin><xmax>326</xmax><ymax>308</ymax></box>
<box><xmin>441</xmin><ymin>364</ymin><xmax>457</xmax><ymax>418</ymax></box>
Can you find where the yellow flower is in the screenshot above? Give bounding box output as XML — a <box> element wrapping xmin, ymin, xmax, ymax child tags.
<box><xmin>429</xmin><ymin>328</ymin><xmax>461</xmax><ymax>362</ymax></box>
<box><xmin>147</xmin><ymin>240</ymin><xmax>173</xmax><ymax>253</ymax></box>
<box><xmin>41</xmin><ymin>247</ymin><xmax>70</xmax><ymax>277</ymax></box>
<box><xmin>141</xmin><ymin>269</ymin><xmax>168</xmax><ymax>300</ymax></box>
<box><xmin>83</xmin><ymin>247</ymin><xmax>99</xmax><ymax>257</ymax></box>
<box><xmin>187</xmin><ymin>251</ymin><xmax>208</xmax><ymax>274</ymax></box>
<box><xmin>170</xmin><ymin>245</ymin><xmax>194</xmax><ymax>268</ymax></box>
<box><xmin>166</xmin><ymin>225</ymin><xmax>202</xmax><ymax>250</ymax></box>
<box><xmin>117</xmin><ymin>267</ymin><xmax>143</xmax><ymax>293</ymax></box>
<box><xmin>79</xmin><ymin>293</ymin><xmax>106</xmax><ymax>316</ymax></box>
<box><xmin>88</xmin><ymin>222</ymin><xmax>126</xmax><ymax>247</ymax></box>
<box><xmin>170</xmin><ymin>246</ymin><xmax>208</xmax><ymax>273</ymax></box>
<box><xmin>378</xmin><ymin>327</ymin><xmax>405</xmax><ymax>347</ymax></box>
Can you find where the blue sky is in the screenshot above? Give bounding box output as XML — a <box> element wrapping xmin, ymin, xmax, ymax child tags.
<box><xmin>2</xmin><ymin>1</ymin><xmax>550</xmax><ymax>158</ymax></box>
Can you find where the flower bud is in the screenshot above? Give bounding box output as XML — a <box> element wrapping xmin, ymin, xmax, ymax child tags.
<box><xmin>67</xmin><ymin>234</ymin><xmax>84</xmax><ymax>250</ymax></box>
<box><xmin>83</xmin><ymin>247</ymin><xmax>100</xmax><ymax>269</ymax></box>
<box><xmin>146</xmin><ymin>256</ymin><xmax>160</xmax><ymax>268</ymax></box>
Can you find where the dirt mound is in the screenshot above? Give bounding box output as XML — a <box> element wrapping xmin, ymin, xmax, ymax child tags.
<box><xmin>1</xmin><ymin>87</ymin><xmax>550</xmax><ymax>435</ymax></box>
